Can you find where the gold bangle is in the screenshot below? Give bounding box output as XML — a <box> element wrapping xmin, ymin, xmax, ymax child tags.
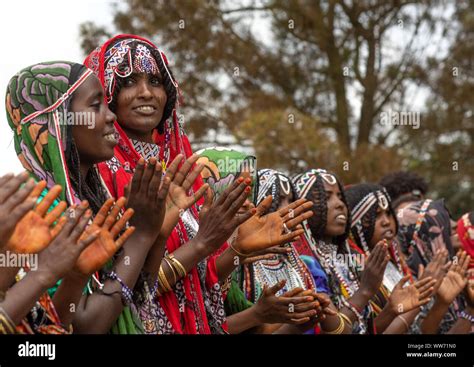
<box><xmin>0</xmin><ymin>307</ymin><xmax>16</xmax><ymax>334</ymax></box>
<box><xmin>229</xmin><ymin>244</ymin><xmax>250</xmax><ymax>258</ymax></box>
<box><xmin>158</xmin><ymin>265</ymin><xmax>172</xmax><ymax>293</ymax></box>
<box><xmin>167</xmin><ymin>254</ymin><xmax>187</xmax><ymax>278</ymax></box>
<box><xmin>163</xmin><ymin>257</ymin><xmax>177</xmax><ymax>284</ymax></box>
<box><xmin>339</xmin><ymin>312</ymin><xmax>353</xmax><ymax>328</ymax></box>
<box><xmin>325</xmin><ymin>313</ymin><xmax>345</xmax><ymax>335</ymax></box>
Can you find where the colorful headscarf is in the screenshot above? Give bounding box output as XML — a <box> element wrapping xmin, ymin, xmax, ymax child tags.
<box><xmin>5</xmin><ymin>61</ymin><xmax>93</xmax><ymax>204</ymax></box>
<box><xmin>256</xmin><ymin>168</ymin><xmax>298</xmax><ymax>213</ymax></box>
<box><xmin>345</xmin><ymin>183</ymin><xmax>399</xmax><ymax>254</ymax></box>
<box><xmin>85</xmin><ymin>35</ymin><xmax>227</xmax><ymax>334</ymax></box>
<box><xmin>397</xmin><ymin>199</ymin><xmax>455</xmax><ymax>274</ymax></box>
<box><xmin>457</xmin><ymin>212</ymin><xmax>474</xmax><ymax>269</ymax></box>
<box><xmin>240</xmin><ymin>168</ymin><xmax>315</xmax><ymax>303</ymax></box>
<box><xmin>196</xmin><ymin>147</ymin><xmax>257</xmax><ymax>203</ymax></box>
<box><xmin>292</xmin><ymin>168</ymin><xmax>351</xmax><ymax>251</ymax></box>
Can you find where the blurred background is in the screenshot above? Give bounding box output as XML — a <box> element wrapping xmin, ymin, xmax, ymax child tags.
<box><xmin>1</xmin><ymin>0</ymin><xmax>472</xmax><ymax>216</ymax></box>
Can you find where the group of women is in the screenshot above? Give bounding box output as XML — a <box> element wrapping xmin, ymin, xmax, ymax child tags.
<box><xmin>0</xmin><ymin>34</ymin><xmax>472</xmax><ymax>334</ymax></box>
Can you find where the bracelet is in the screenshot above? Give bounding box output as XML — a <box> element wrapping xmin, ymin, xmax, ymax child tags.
<box><xmin>339</xmin><ymin>312</ymin><xmax>353</xmax><ymax>328</ymax></box>
<box><xmin>104</xmin><ymin>271</ymin><xmax>133</xmax><ymax>305</ymax></box>
<box><xmin>397</xmin><ymin>314</ymin><xmax>410</xmax><ymax>331</ymax></box>
<box><xmin>158</xmin><ymin>265</ymin><xmax>172</xmax><ymax>293</ymax></box>
<box><xmin>325</xmin><ymin>313</ymin><xmax>345</xmax><ymax>334</ymax></box>
<box><xmin>458</xmin><ymin>310</ymin><xmax>474</xmax><ymax>323</ymax></box>
<box><xmin>163</xmin><ymin>257</ymin><xmax>177</xmax><ymax>284</ymax></box>
<box><xmin>0</xmin><ymin>306</ymin><xmax>17</xmax><ymax>334</ymax></box>
<box><xmin>229</xmin><ymin>243</ymin><xmax>251</xmax><ymax>258</ymax></box>
<box><xmin>167</xmin><ymin>253</ymin><xmax>187</xmax><ymax>278</ymax></box>
<box><xmin>342</xmin><ymin>298</ymin><xmax>364</xmax><ymax>323</ymax></box>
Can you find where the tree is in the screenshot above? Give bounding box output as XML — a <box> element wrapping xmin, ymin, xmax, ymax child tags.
<box><xmin>79</xmin><ymin>0</ymin><xmax>472</xmax><ymax>213</ymax></box>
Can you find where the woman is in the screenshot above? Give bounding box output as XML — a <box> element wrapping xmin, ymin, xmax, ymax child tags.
<box><xmin>345</xmin><ymin>183</ymin><xmax>431</xmax><ymax>333</ymax></box>
<box><xmin>457</xmin><ymin>211</ymin><xmax>474</xmax><ymax>269</ymax></box>
<box><xmin>84</xmin><ymin>34</ymin><xmax>228</xmax><ymax>334</ymax></box>
<box><xmin>397</xmin><ymin>199</ymin><xmax>469</xmax><ymax>334</ymax></box>
<box><xmin>242</xmin><ymin>168</ymin><xmax>316</xmax><ymax>303</ymax></box>
<box><xmin>196</xmin><ymin>148</ymin><xmax>331</xmax><ymax>334</ymax></box>
<box><xmin>292</xmin><ymin>169</ymin><xmax>434</xmax><ymax>334</ymax></box>
<box><xmin>4</xmin><ymin>61</ymin><xmax>137</xmax><ymax>333</ymax></box>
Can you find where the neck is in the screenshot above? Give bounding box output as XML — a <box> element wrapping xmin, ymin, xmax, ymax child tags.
<box><xmin>79</xmin><ymin>162</ymin><xmax>92</xmax><ymax>181</ymax></box>
<box><xmin>122</xmin><ymin>127</ymin><xmax>154</xmax><ymax>144</ymax></box>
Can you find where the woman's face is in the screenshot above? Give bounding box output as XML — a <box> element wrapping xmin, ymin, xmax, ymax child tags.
<box><xmin>369</xmin><ymin>206</ymin><xmax>397</xmax><ymax>248</ymax></box>
<box><xmin>70</xmin><ymin>74</ymin><xmax>117</xmax><ymax>165</ymax></box>
<box><xmin>323</xmin><ymin>180</ymin><xmax>348</xmax><ymax>238</ymax></box>
<box><xmin>115</xmin><ymin>72</ymin><xmax>167</xmax><ymax>137</ymax></box>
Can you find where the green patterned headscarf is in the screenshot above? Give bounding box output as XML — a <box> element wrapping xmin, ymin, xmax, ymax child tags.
<box><xmin>196</xmin><ymin>146</ymin><xmax>257</xmax><ymax>204</ymax></box>
<box><xmin>5</xmin><ymin>61</ymin><xmax>144</xmax><ymax>335</ymax></box>
<box><xmin>5</xmin><ymin>61</ymin><xmax>93</xmax><ymax>204</ymax></box>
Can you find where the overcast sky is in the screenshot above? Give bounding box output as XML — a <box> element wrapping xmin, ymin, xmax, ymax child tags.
<box><xmin>0</xmin><ymin>0</ymin><xmax>115</xmax><ymax>174</ymax></box>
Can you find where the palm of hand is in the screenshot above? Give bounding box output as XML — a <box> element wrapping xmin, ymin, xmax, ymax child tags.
<box><xmin>437</xmin><ymin>271</ymin><xmax>466</xmax><ymax>304</ymax></box>
<box><xmin>161</xmin><ymin>184</ymin><xmax>191</xmax><ymax>237</ymax></box>
<box><xmin>235</xmin><ymin>212</ymin><xmax>284</xmax><ymax>254</ymax></box>
<box><xmin>75</xmin><ymin>225</ymin><xmax>117</xmax><ymax>276</ymax></box>
<box><xmin>390</xmin><ymin>285</ymin><xmax>420</xmax><ymax>314</ymax></box>
<box><xmin>6</xmin><ymin>211</ymin><xmax>52</xmax><ymax>253</ymax></box>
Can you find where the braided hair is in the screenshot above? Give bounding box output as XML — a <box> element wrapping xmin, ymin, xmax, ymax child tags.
<box><xmin>66</xmin><ymin>64</ymin><xmax>108</xmax><ymax>214</ymax></box>
<box><xmin>107</xmin><ymin>40</ymin><xmax>178</xmax><ymax>134</ymax></box>
<box><xmin>345</xmin><ymin>183</ymin><xmax>398</xmax><ymax>250</ymax></box>
<box><xmin>293</xmin><ymin>171</ymin><xmax>351</xmax><ymax>248</ymax></box>
<box><xmin>256</xmin><ymin>169</ymin><xmax>298</xmax><ymax>214</ymax></box>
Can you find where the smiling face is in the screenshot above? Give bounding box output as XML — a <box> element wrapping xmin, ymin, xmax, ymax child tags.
<box><xmin>369</xmin><ymin>207</ymin><xmax>397</xmax><ymax>248</ymax></box>
<box><xmin>323</xmin><ymin>180</ymin><xmax>349</xmax><ymax>238</ymax></box>
<box><xmin>70</xmin><ymin>74</ymin><xmax>117</xmax><ymax>166</ymax></box>
<box><xmin>115</xmin><ymin>72</ymin><xmax>167</xmax><ymax>141</ymax></box>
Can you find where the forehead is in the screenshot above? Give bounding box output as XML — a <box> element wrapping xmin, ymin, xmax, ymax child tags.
<box><xmin>322</xmin><ymin>178</ymin><xmax>339</xmax><ymax>192</ymax></box>
<box><xmin>72</xmin><ymin>74</ymin><xmax>103</xmax><ymax>99</ymax></box>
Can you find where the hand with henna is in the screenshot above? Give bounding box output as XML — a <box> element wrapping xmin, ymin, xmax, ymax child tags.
<box><xmin>75</xmin><ymin>198</ymin><xmax>135</xmax><ymax>276</ymax></box>
<box><xmin>6</xmin><ymin>183</ymin><xmax>68</xmax><ymax>254</ymax></box>
<box><xmin>233</xmin><ymin>196</ymin><xmax>313</xmax><ymax>255</ymax></box>
<box><xmin>0</xmin><ymin>172</ymin><xmax>41</xmax><ymax>249</ymax></box>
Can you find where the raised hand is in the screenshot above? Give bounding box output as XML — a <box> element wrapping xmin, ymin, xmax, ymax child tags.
<box><xmin>0</xmin><ymin>173</ymin><xmax>41</xmax><ymax>248</ymax></box>
<box><xmin>465</xmin><ymin>269</ymin><xmax>474</xmax><ymax>308</ymax></box>
<box><xmin>75</xmin><ymin>197</ymin><xmax>135</xmax><ymax>276</ymax></box>
<box><xmin>195</xmin><ymin>177</ymin><xmax>254</xmax><ymax>253</ymax></box>
<box><xmin>418</xmin><ymin>249</ymin><xmax>449</xmax><ymax>294</ymax></box>
<box><xmin>35</xmin><ymin>202</ymin><xmax>99</xmax><ymax>287</ymax></box>
<box><xmin>125</xmin><ymin>157</ymin><xmax>171</xmax><ymax>240</ymax></box>
<box><xmin>253</xmin><ymin>281</ymin><xmax>321</xmax><ymax>325</ymax></box>
<box><xmin>437</xmin><ymin>250</ymin><xmax>470</xmax><ymax>305</ymax></box>
<box><xmin>6</xmin><ymin>184</ymin><xmax>68</xmax><ymax>254</ymax></box>
<box><xmin>359</xmin><ymin>241</ymin><xmax>390</xmax><ymax>298</ymax></box>
<box><xmin>388</xmin><ymin>275</ymin><xmax>436</xmax><ymax>314</ymax></box>
<box><xmin>233</xmin><ymin>196</ymin><xmax>313</xmax><ymax>255</ymax></box>
<box><xmin>160</xmin><ymin>154</ymin><xmax>208</xmax><ymax>238</ymax></box>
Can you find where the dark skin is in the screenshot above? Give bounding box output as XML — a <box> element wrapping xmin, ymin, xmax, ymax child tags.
<box><xmin>70</xmin><ymin>75</ymin><xmax>117</xmax><ymax>178</ymax></box>
<box><xmin>44</xmin><ymin>75</ymin><xmax>166</xmax><ymax>333</ymax></box>
<box><xmin>309</xmin><ymin>180</ymin><xmax>389</xmax><ymax>332</ymax></box>
<box><xmin>368</xmin><ymin>207</ymin><xmax>397</xmax><ymax>250</ymax></box>
<box><xmin>115</xmin><ymin>72</ymin><xmax>167</xmax><ymax>143</ymax></box>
